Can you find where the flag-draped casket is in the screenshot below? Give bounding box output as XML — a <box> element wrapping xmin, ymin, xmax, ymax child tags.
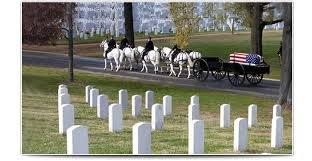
<box><xmin>229</xmin><ymin>53</ymin><xmax>262</xmax><ymax>66</ymax></box>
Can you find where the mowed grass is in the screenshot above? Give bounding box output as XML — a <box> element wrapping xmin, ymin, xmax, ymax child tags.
<box><xmin>22</xmin><ymin>65</ymin><xmax>292</xmax><ymax>154</ymax></box>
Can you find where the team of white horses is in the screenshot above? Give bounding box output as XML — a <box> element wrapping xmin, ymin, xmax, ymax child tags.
<box><xmin>100</xmin><ymin>39</ymin><xmax>202</xmax><ymax>79</ymax></box>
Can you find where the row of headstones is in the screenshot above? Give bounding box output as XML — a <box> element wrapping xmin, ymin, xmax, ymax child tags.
<box><xmin>58</xmin><ymin>84</ymin><xmax>173</xmax><ymax>154</ymax></box>
<box><xmin>57</xmin><ymin>84</ymin><xmax>88</xmax><ymax>154</ymax></box>
<box><xmin>134</xmin><ymin>97</ymin><xmax>284</xmax><ymax>154</ymax></box>
<box><xmin>58</xmin><ymin>85</ymin><xmax>283</xmax><ymax>154</ymax></box>
<box><xmin>187</xmin><ymin>102</ymin><xmax>284</xmax><ymax>153</ymax></box>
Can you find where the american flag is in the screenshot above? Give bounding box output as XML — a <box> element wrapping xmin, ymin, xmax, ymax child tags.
<box><xmin>229</xmin><ymin>53</ymin><xmax>261</xmax><ymax>65</ymax></box>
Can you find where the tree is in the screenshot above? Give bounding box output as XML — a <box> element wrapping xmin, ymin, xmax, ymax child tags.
<box><xmin>124</xmin><ymin>2</ymin><xmax>135</xmax><ymax>47</ymax></box>
<box><xmin>232</xmin><ymin>3</ymin><xmax>283</xmax><ymax>56</ymax></box>
<box><xmin>65</xmin><ymin>3</ymin><xmax>75</xmax><ymax>82</ymax></box>
<box><xmin>278</xmin><ymin>3</ymin><xmax>292</xmax><ymax>109</ymax></box>
<box><xmin>169</xmin><ymin>2</ymin><xmax>200</xmax><ymax>49</ymax></box>
<box><xmin>22</xmin><ymin>2</ymin><xmax>76</xmax><ymax>82</ymax></box>
<box><xmin>22</xmin><ymin>3</ymin><xmax>67</xmax><ymax>44</ymax></box>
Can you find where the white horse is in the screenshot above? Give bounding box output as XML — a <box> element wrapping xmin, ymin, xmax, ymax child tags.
<box><xmin>100</xmin><ymin>40</ymin><xmax>123</xmax><ymax>72</ymax></box>
<box><xmin>121</xmin><ymin>46</ymin><xmax>140</xmax><ymax>70</ymax></box>
<box><xmin>170</xmin><ymin>51</ymin><xmax>193</xmax><ymax>78</ymax></box>
<box><xmin>160</xmin><ymin>47</ymin><xmax>173</xmax><ymax>72</ymax></box>
<box><xmin>134</xmin><ymin>46</ymin><xmax>161</xmax><ymax>74</ymax></box>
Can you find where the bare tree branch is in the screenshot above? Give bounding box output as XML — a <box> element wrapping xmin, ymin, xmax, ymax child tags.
<box><xmin>262</xmin><ymin>19</ymin><xmax>283</xmax><ymax>26</ymax></box>
<box><xmin>61</xmin><ymin>27</ymin><xmax>69</xmax><ymax>40</ymax></box>
<box><xmin>264</xmin><ymin>6</ymin><xmax>276</xmax><ymax>11</ymax></box>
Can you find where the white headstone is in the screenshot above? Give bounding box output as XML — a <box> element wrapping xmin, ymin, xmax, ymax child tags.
<box><xmin>145</xmin><ymin>90</ymin><xmax>154</xmax><ymax>109</ymax></box>
<box><xmin>58</xmin><ymin>84</ymin><xmax>67</xmax><ymax>89</ymax></box>
<box><xmin>151</xmin><ymin>104</ymin><xmax>164</xmax><ymax>130</ymax></box>
<box><xmin>79</xmin><ymin>32</ymin><xmax>84</xmax><ymax>39</ymax></box>
<box><xmin>132</xmin><ymin>122</ymin><xmax>152</xmax><ymax>154</ymax></box>
<box><xmin>271</xmin><ymin>116</ymin><xmax>283</xmax><ymax>148</ymax></box>
<box><xmin>90</xmin><ymin>28</ymin><xmax>94</xmax><ymax>37</ymax></box>
<box><xmin>220</xmin><ymin>104</ymin><xmax>230</xmax><ymax>128</ymax></box>
<box><xmin>190</xmin><ymin>95</ymin><xmax>199</xmax><ymax>105</ymax></box>
<box><xmin>58</xmin><ymin>87</ymin><xmax>68</xmax><ymax>99</ymax></box>
<box><xmin>84</xmin><ymin>33</ymin><xmax>88</xmax><ymax>39</ymax></box>
<box><xmin>188</xmin><ymin>120</ymin><xmax>204</xmax><ymax>154</ymax></box>
<box><xmin>59</xmin><ymin>104</ymin><xmax>74</xmax><ymax>134</ymax></box>
<box><xmin>273</xmin><ymin>104</ymin><xmax>282</xmax><ymax>118</ymax></box>
<box><xmin>67</xmin><ymin>125</ymin><xmax>88</xmax><ymax>154</ymax></box>
<box><xmin>188</xmin><ymin>104</ymin><xmax>200</xmax><ymax>126</ymax></box>
<box><xmin>233</xmin><ymin>118</ymin><xmax>248</xmax><ymax>152</ymax></box>
<box><xmin>100</xmin><ymin>30</ymin><xmax>104</xmax><ymax>36</ymax></box>
<box><xmin>163</xmin><ymin>95</ymin><xmax>172</xmax><ymax>116</ymax></box>
<box><xmin>90</xmin><ymin>88</ymin><xmax>99</xmax><ymax>108</ymax></box>
<box><xmin>96</xmin><ymin>28</ymin><xmax>100</xmax><ymax>35</ymax></box>
<box><xmin>109</xmin><ymin>103</ymin><xmax>123</xmax><ymax>132</ymax></box>
<box><xmin>248</xmin><ymin>104</ymin><xmax>257</xmax><ymax>127</ymax></box>
<box><xmin>58</xmin><ymin>93</ymin><xmax>70</xmax><ymax>112</ymax></box>
<box><xmin>119</xmin><ymin>89</ymin><xmax>128</xmax><ymax>109</ymax></box>
<box><xmin>132</xmin><ymin>95</ymin><xmax>142</xmax><ymax>117</ymax></box>
<box><xmin>85</xmin><ymin>85</ymin><xmax>93</xmax><ymax>103</ymax></box>
<box><xmin>97</xmin><ymin>94</ymin><xmax>109</xmax><ymax>119</ymax></box>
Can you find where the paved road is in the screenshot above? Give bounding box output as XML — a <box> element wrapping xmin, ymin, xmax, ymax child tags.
<box><xmin>22</xmin><ymin>50</ymin><xmax>280</xmax><ymax>99</ymax></box>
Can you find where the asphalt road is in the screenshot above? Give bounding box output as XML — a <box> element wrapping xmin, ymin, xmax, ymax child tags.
<box><xmin>22</xmin><ymin>50</ymin><xmax>280</xmax><ymax>99</ymax></box>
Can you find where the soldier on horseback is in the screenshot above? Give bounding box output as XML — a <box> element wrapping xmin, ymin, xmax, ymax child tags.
<box><xmin>142</xmin><ymin>36</ymin><xmax>154</xmax><ymax>60</ymax></box>
<box><xmin>120</xmin><ymin>35</ymin><xmax>130</xmax><ymax>50</ymax></box>
<box><xmin>105</xmin><ymin>36</ymin><xmax>116</xmax><ymax>58</ymax></box>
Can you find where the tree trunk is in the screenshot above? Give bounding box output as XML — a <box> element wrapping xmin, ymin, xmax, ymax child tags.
<box><xmin>124</xmin><ymin>2</ymin><xmax>135</xmax><ymax>47</ymax></box>
<box><xmin>231</xmin><ymin>19</ymin><xmax>235</xmax><ymax>35</ymax></box>
<box><xmin>278</xmin><ymin>3</ymin><xmax>292</xmax><ymax>109</ymax></box>
<box><xmin>67</xmin><ymin>3</ymin><xmax>74</xmax><ymax>82</ymax></box>
<box><xmin>250</xmin><ymin>3</ymin><xmax>264</xmax><ymax>56</ymax></box>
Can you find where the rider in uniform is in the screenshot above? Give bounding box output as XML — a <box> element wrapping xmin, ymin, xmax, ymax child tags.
<box><xmin>120</xmin><ymin>35</ymin><xmax>130</xmax><ymax>50</ymax></box>
<box><xmin>105</xmin><ymin>36</ymin><xmax>116</xmax><ymax>58</ymax></box>
<box><xmin>142</xmin><ymin>36</ymin><xmax>154</xmax><ymax>60</ymax></box>
<box><xmin>170</xmin><ymin>44</ymin><xmax>181</xmax><ymax>63</ymax></box>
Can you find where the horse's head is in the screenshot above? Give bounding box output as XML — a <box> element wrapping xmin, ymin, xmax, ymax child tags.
<box><xmin>100</xmin><ymin>39</ymin><xmax>108</xmax><ymax>51</ymax></box>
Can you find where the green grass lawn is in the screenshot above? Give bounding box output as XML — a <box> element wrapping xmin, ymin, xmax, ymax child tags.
<box><xmin>22</xmin><ymin>65</ymin><xmax>291</xmax><ymax>154</ymax></box>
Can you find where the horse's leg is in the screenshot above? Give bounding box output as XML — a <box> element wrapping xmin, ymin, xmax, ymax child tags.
<box><xmin>144</xmin><ymin>62</ymin><xmax>148</xmax><ymax>73</ymax></box>
<box><xmin>140</xmin><ymin>61</ymin><xmax>145</xmax><ymax>72</ymax></box>
<box><xmin>169</xmin><ymin>64</ymin><xmax>172</xmax><ymax>76</ymax></box>
<box><xmin>104</xmin><ymin>59</ymin><xmax>107</xmax><ymax>70</ymax></box>
<box><xmin>110</xmin><ymin>60</ymin><xmax>113</xmax><ymax>71</ymax></box>
<box><xmin>154</xmin><ymin>64</ymin><xmax>157</xmax><ymax>74</ymax></box>
<box><xmin>116</xmin><ymin>59</ymin><xmax>120</xmax><ymax>72</ymax></box>
<box><xmin>128</xmin><ymin>58</ymin><xmax>133</xmax><ymax>71</ymax></box>
<box><xmin>187</xmin><ymin>65</ymin><xmax>191</xmax><ymax>79</ymax></box>
<box><xmin>170</xmin><ymin>64</ymin><xmax>176</xmax><ymax>76</ymax></box>
<box><xmin>178</xmin><ymin>64</ymin><xmax>183</xmax><ymax>78</ymax></box>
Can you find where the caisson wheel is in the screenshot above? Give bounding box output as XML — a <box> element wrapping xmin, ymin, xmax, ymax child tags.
<box><xmin>227</xmin><ymin>63</ymin><xmax>245</xmax><ymax>86</ymax></box>
<box><xmin>193</xmin><ymin>59</ymin><xmax>209</xmax><ymax>81</ymax></box>
<box><xmin>246</xmin><ymin>73</ymin><xmax>263</xmax><ymax>85</ymax></box>
<box><xmin>212</xmin><ymin>70</ymin><xmax>226</xmax><ymax>80</ymax></box>
<box><xmin>211</xmin><ymin>59</ymin><xmax>226</xmax><ymax>80</ymax></box>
